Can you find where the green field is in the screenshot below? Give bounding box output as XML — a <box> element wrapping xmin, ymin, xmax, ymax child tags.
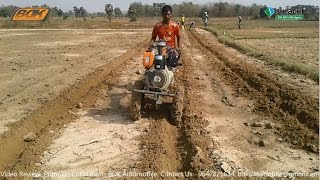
<box><xmin>205</xmin><ymin>18</ymin><xmax>319</xmax><ymax>82</ymax></box>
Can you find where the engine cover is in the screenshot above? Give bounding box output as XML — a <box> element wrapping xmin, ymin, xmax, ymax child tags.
<box><xmin>145</xmin><ymin>66</ymin><xmax>174</xmax><ymax>91</ymax></box>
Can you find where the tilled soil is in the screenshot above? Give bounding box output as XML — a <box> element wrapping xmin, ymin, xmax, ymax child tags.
<box><xmin>0</xmin><ymin>29</ymin><xmax>149</xmax><ymax>172</ymax></box>
<box><xmin>0</xmin><ymin>28</ymin><xmax>150</xmax><ymax>134</ymax></box>
<box><xmin>0</xmin><ymin>28</ymin><xmax>318</xmax><ymax>179</ymax></box>
<box><xmin>189</xmin><ymin>29</ymin><xmax>318</xmax><ymax>149</ymax></box>
<box><xmin>181</xmin><ymin>29</ymin><xmax>319</xmax><ymax>177</ymax></box>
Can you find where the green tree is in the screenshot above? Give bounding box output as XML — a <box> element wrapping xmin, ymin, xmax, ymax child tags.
<box><xmin>58</xmin><ymin>9</ymin><xmax>64</xmax><ymax>17</ymax></box>
<box><xmin>128</xmin><ymin>2</ymin><xmax>144</xmax><ymax>17</ymax></box>
<box><xmin>73</xmin><ymin>6</ymin><xmax>80</xmax><ymax>18</ymax></box>
<box><xmin>49</xmin><ymin>7</ymin><xmax>64</xmax><ymax>17</ymax></box>
<box><xmin>248</xmin><ymin>3</ymin><xmax>261</xmax><ymax>18</ymax></box>
<box><xmin>41</xmin><ymin>4</ymin><xmax>50</xmax><ymax>8</ymax></box>
<box><xmin>114</xmin><ymin>7</ymin><xmax>122</xmax><ymax>17</ymax></box>
<box><xmin>143</xmin><ymin>4</ymin><xmax>154</xmax><ymax>17</ymax></box>
<box><xmin>105</xmin><ymin>4</ymin><xmax>113</xmax><ymax>21</ymax></box>
<box><xmin>152</xmin><ymin>3</ymin><xmax>166</xmax><ymax>16</ymax></box>
<box><xmin>128</xmin><ymin>7</ymin><xmax>137</xmax><ymax>21</ymax></box>
<box><xmin>96</xmin><ymin>12</ymin><xmax>106</xmax><ymax>17</ymax></box>
<box><xmin>79</xmin><ymin>7</ymin><xmax>87</xmax><ymax>18</ymax></box>
<box><xmin>259</xmin><ymin>6</ymin><xmax>267</xmax><ymax>18</ymax></box>
<box><xmin>217</xmin><ymin>2</ymin><xmax>227</xmax><ymax>17</ymax></box>
<box><xmin>235</xmin><ymin>4</ymin><xmax>241</xmax><ymax>15</ymax></box>
<box><xmin>0</xmin><ymin>5</ymin><xmax>17</xmax><ymax>17</ymax></box>
<box><xmin>178</xmin><ymin>2</ymin><xmax>201</xmax><ymax>17</ymax></box>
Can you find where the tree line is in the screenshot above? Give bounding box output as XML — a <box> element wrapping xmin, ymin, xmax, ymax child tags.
<box><xmin>127</xmin><ymin>2</ymin><xmax>318</xmax><ymax>20</ymax></box>
<box><xmin>0</xmin><ymin>2</ymin><xmax>318</xmax><ymax>20</ymax></box>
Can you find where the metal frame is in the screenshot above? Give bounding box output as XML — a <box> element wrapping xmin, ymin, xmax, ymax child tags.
<box><xmin>133</xmin><ymin>89</ymin><xmax>176</xmax><ymax>97</ymax></box>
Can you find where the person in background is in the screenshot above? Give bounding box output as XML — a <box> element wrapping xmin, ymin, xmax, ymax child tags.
<box><xmin>180</xmin><ymin>14</ymin><xmax>185</xmax><ymax>30</ymax></box>
<box><xmin>203</xmin><ymin>11</ymin><xmax>208</xmax><ymax>26</ymax></box>
<box><xmin>189</xmin><ymin>21</ymin><xmax>195</xmax><ymax>31</ymax></box>
<box><xmin>237</xmin><ymin>16</ymin><xmax>242</xmax><ymax>30</ymax></box>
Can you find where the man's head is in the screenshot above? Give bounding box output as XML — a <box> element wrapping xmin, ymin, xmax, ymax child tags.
<box><xmin>162</xmin><ymin>5</ymin><xmax>172</xmax><ymax>22</ymax></box>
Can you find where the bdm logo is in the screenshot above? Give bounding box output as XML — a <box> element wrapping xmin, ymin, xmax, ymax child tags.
<box><xmin>11</xmin><ymin>8</ymin><xmax>50</xmax><ymax>21</ymax></box>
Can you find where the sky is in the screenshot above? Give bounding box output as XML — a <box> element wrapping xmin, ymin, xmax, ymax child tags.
<box><xmin>1</xmin><ymin>0</ymin><xmax>319</xmax><ymax>13</ymax></box>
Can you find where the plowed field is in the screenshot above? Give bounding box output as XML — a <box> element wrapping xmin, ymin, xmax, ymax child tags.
<box><xmin>0</xmin><ymin>25</ymin><xmax>318</xmax><ymax>179</ymax></box>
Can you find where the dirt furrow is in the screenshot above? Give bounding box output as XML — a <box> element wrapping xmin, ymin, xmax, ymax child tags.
<box><xmin>135</xmin><ymin>35</ymin><xmax>215</xmax><ymax>177</ymax></box>
<box><xmin>188</xmin><ymin>30</ymin><xmax>318</xmax><ymax>151</ymax></box>
<box><xmin>138</xmin><ymin>119</ymin><xmax>181</xmax><ymax>173</ymax></box>
<box><xmin>135</xmin><ymin>79</ymin><xmax>185</xmax><ymax>175</ymax></box>
<box><xmin>176</xmin><ymin>51</ymin><xmax>214</xmax><ymax>174</ymax></box>
<box><xmin>0</xmin><ymin>40</ymin><xmax>148</xmax><ymax>173</ymax></box>
<box><xmin>176</xmin><ymin>29</ymin><xmax>318</xmax><ymax>178</ymax></box>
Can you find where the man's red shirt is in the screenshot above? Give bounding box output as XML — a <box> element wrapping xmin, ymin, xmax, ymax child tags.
<box><xmin>152</xmin><ymin>20</ymin><xmax>180</xmax><ymax>48</ymax></box>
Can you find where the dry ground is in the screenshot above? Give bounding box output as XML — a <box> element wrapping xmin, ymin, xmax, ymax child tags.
<box><xmin>236</xmin><ymin>38</ymin><xmax>318</xmax><ymax>69</ymax></box>
<box><xmin>0</xmin><ymin>18</ymin><xmax>318</xmax><ymax>179</ymax></box>
<box><xmin>0</xmin><ymin>28</ymin><xmax>150</xmax><ymax>134</ymax></box>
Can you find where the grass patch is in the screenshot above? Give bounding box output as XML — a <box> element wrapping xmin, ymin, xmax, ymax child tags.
<box><xmin>210</xmin><ymin>18</ymin><xmax>319</xmax><ymax>30</ymax></box>
<box><xmin>204</xmin><ymin>27</ymin><xmax>263</xmax><ymax>57</ymax></box>
<box><xmin>272</xmin><ymin>59</ymin><xmax>318</xmax><ymax>81</ymax></box>
<box><xmin>203</xmin><ymin>26</ymin><xmax>319</xmax><ymax>82</ymax></box>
